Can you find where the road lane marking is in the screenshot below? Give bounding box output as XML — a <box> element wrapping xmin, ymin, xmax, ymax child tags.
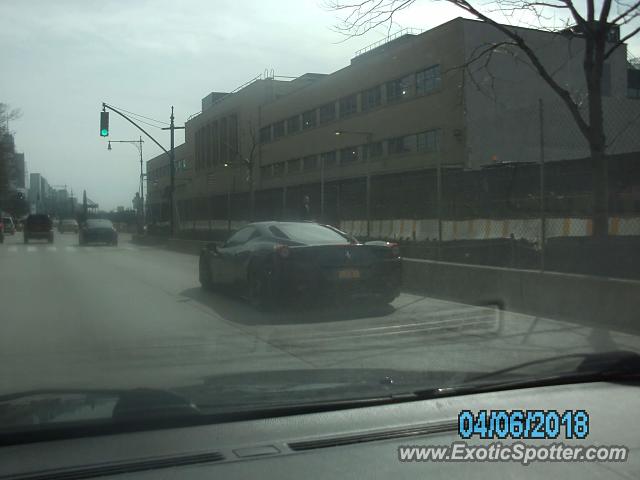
<box><xmin>84</xmin><ymin>246</ymin><xmax>95</xmax><ymax>252</ymax></box>
<box><xmin>46</xmin><ymin>246</ymin><xmax>57</xmax><ymax>252</ymax></box>
<box><xmin>65</xmin><ymin>246</ymin><xmax>77</xmax><ymax>252</ymax></box>
<box><xmin>26</xmin><ymin>246</ymin><xmax>37</xmax><ymax>253</ymax></box>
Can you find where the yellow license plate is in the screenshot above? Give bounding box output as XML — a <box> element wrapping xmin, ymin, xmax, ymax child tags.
<box><xmin>338</xmin><ymin>269</ymin><xmax>360</xmax><ymax>280</ymax></box>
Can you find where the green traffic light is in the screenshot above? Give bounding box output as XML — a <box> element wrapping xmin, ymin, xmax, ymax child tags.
<box><xmin>100</xmin><ymin>128</ymin><xmax>108</xmax><ymax>136</ymax></box>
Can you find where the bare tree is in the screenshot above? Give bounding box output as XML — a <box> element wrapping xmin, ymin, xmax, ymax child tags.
<box><xmin>0</xmin><ymin>103</ymin><xmax>23</xmax><ymax>204</ymax></box>
<box><xmin>327</xmin><ymin>0</ymin><xmax>640</xmax><ymax>238</ymax></box>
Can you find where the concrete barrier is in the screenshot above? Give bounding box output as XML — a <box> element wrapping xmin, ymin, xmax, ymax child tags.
<box><xmin>402</xmin><ymin>258</ymin><xmax>640</xmax><ymax>334</ymax></box>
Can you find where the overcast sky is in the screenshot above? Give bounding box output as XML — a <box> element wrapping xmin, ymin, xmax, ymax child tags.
<box><xmin>1</xmin><ymin>0</ymin><xmax>638</xmax><ymax>210</ymax></box>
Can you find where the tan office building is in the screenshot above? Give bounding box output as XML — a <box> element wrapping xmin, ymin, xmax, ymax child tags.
<box><xmin>147</xmin><ymin>17</ymin><xmax>638</xmax><ymax>225</ymax></box>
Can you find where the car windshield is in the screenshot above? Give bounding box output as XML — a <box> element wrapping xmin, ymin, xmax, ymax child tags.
<box><xmin>1</xmin><ymin>0</ymin><xmax>639</xmax><ymax>447</ymax></box>
<box><xmin>269</xmin><ymin>223</ymin><xmax>350</xmax><ymax>244</ymax></box>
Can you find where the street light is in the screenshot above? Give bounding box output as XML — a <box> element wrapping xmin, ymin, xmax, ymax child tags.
<box><xmin>334</xmin><ymin>129</ymin><xmax>374</xmax><ymax>238</ymax></box>
<box><xmin>107</xmin><ymin>137</ymin><xmax>145</xmax><ymax>231</ymax></box>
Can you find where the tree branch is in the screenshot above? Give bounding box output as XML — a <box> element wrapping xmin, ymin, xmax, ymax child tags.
<box><xmin>604</xmin><ymin>24</ymin><xmax>640</xmax><ymax>59</ymax></box>
<box><xmin>448</xmin><ymin>0</ymin><xmax>591</xmax><ymax>140</ymax></box>
<box><xmin>609</xmin><ymin>0</ymin><xmax>640</xmax><ymax>24</ymax></box>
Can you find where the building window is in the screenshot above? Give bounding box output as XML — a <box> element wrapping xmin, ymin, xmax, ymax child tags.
<box><xmin>260</xmin><ymin>125</ymin><xmax>272</xmax><ymax>143</ymax></box>
<box><xmin>261</xmin><ymin>165</ymin><xmax>272</xmax><ymax>178</ymax></box>
<box><xmin>319</xmin><ymin>102</ymin><xmax>336</xmax><ymax>124</ymax></box>
<box><xmin>340</xmin><ymin>146</ymin><xmax>359</xmax><ymax>164</ymax></box>
<box><xmin>273</xmin><ymin>162</ymin><xmax>285</xmax><ymax>176</ymax></box>
<box><xmin>287</xmin><ymin>115</ymin><xmax>301</xmax><ymax>134</ymax></box>
<box><xmin>386</xmin><ymin>75</ymin><xmax>413</xmax><ymax>102</ymax></box>
<box><xmin>416</xmin><ymin>65</ymin><xmax>441</xmax><ymax>95</ymax></box>
<box><xmin>273</xmin><ymin>120</ymin><xmax>285</xmax><ymax>139</ymax></box>
<box><xmin>339</xmin><ymin>94</ymin><xmax>358</xmax><ymax>118</ymax></box>
<box><xmin>303</xmin><ymin>155</ymin><xmax>318</xmax><ymax>171</ymax></box>
<box><xmin>363</xmin><ymin>141</ymin><xmax>383</xmax><ymax>159</ymax></box>
<box><xmin>302</xmin><ymin>109</ymin><xmax>317</xmax><ymax>129</ymax></box>
<box><xmin>320</xmin><ymin>150</ymin><xmax>337</xmax><ymax>168</ymax></box>
<box><xmin>388</xmin><ymin>135</ymin><xmax>415</xmax><ymax>154</ymax></box>
<box><xmin>362</xmin><ymin>85</ymin><xmax>381</xmax><ymax>111</ymax></box>
<box><xmin>417</xmin><ymin>129</ymin><xmax>440</xmax><ymax>153</ymax></box>
<box><xmin>287</xmin><ymin>158</ymin><xmax>301</xmax><ymax>174</ymax></box>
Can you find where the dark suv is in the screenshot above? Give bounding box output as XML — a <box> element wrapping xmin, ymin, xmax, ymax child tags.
<box><xmin>24</xmin><ymin>214</ymin><xmax>54</xmax><ymax>244</ymax></box>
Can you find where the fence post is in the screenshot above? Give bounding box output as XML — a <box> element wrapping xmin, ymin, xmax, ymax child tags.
<box><xmin>539</xmin><ymin>98</ymin><xmax>546</xmax><ymax>272</ymax></box>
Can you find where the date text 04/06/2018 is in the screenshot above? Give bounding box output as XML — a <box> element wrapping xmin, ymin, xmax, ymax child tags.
<box><xmin>458</xmin><ymin>410</ymin><xmax>589</xmax><ymax>440</ymax></box>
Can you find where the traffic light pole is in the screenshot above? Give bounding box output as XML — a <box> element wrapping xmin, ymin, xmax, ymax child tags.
<box><xmin>101</xmin><ymin>102</ymin><xmax>183</xmax><ymax>236</ymax></box>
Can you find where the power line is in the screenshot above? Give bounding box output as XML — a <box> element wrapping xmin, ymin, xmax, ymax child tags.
<box><xmin>109</xmin><ymin>104</ymin><xmax>170</xmax><ymax>126</ymax></box>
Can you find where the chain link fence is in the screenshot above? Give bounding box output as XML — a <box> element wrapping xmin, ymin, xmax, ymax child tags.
<box><xmin>152</xmin><ymin>97</ymin><xmax>640</xmax><ymax>278</ymax></box>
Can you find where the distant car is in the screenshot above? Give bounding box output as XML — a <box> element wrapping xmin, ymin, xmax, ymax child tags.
<box><xmin>24</xmin><ymin>214</ymin><xmax>54</xmax><ymax>244</ymax></box>
<box><xmin>79</xmin><ymin>219</ymin><xmax>118</xmax><ymax>246</ymax></box>
<box><xmin>59</xmin><ymin>218</ymin><xmax>79</xmax><ymax>233</ymax></box>
<box><xmin>199</xmin><ymin>221</ymin><xmax>402</xmax><ymax>310</ymax></box>
<box><xmin>1</xmin><ymin>217</ymin><xmax>15</xmax><ymax>235</ymax></box>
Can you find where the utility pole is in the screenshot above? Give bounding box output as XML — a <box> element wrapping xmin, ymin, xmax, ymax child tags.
<box><xmin>161</xmin><ymin>107</ymin><xmax>185</xmax><ymax>236</ymax></box>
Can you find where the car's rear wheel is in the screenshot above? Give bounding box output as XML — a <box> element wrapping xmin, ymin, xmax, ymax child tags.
<box><xmin>373</xmin><ymin>290</ymin><xmax>400</xmax><ymax>306</ymax></box>
<box><xmin>199</xmin><ymin>255</ymin><xmax>214</xmax><ymax>291</ymax></box>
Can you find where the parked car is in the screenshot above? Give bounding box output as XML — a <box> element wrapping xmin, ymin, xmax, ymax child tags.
<box><xmin>1</xmin><ymin>217</ymin><xmax>15</xmax><ymax>235</ymax></box>
<box><xmin>199</xmin><ymin>221</ymin><xmax>402</xmax><ymax>310</ymax></box>
<box><xmin>58</xmin><ymin>218</ymin><xmax>79</xmax><ymax>233</ymax></box>
<box><xmin>79</xmin><ymin>219</ymin><xmax>118</xmax><ymax>246</ymax></box>
<box><xmin>23</xmin><ymin>214</ymin><xmax>54</xmax><ymax>244</ymax></box>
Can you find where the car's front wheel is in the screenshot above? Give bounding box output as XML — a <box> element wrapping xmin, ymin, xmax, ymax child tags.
<box><xmin>248</xmin><ymin>266</ymin><xmax>276</xmax><ymax>311</ymax></box>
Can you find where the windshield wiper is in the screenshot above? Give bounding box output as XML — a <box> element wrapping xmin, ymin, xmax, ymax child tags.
<box><xmin>413</xmin><ymin>351</ymin><xmax>640</xmax><ymax>400</ymax></box>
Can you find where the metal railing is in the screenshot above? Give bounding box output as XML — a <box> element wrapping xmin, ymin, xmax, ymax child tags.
<box><xmin>354</xmin><ymin>28</ymin><xmax>424</xmax><ymax>57</ymax></box>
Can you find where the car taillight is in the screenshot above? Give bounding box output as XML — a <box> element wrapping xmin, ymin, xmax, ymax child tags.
<box><xmin>274</xmin><ymin>244</ymin><xmax>290</xmax><ymax>258</ymax></box>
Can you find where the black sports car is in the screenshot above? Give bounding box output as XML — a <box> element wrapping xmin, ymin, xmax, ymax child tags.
<box><xmin>199</xmin><ymin>221</ymin><xmax>402</xmax><ymax>309</ymax></box>
<box><xmin>79</xmin><ymin>219</ymin><xmax>118</xmax><ymax>246</ymax></box>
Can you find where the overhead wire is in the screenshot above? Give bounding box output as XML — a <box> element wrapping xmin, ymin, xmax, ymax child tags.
<box><xmin>109</xmin><ymin>104</ymin><xmax>170</xmax><ymax>127</ymax></box>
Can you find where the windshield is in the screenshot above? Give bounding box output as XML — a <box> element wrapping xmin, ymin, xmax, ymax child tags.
<box><xmin>269</xmin><ymin>223</ymin><xmax>350</xmax><ymax>244</ymax></box>
<box><xmin>0</xmin><ymin>0</ymin><xmax>639</xmax><ymax>446</ymax></box>
<box><xmin>26</xmin><ymin>215</ymin><xmax>50</xmax><ymax>225</ymax></box>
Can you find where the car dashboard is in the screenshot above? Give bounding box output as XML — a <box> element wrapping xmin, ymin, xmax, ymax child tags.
<box><xmin>0</xmin><ymin>382</ymin><xmax>637</xmax><ymax>479</ymax></box>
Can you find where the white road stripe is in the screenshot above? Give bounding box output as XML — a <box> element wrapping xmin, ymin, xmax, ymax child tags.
<box><xmin>46</xmin><ymin>246</ymin><xmax>57</xmax><ymax>252</ymax></box>
<box><xmin>84</xmin><ymin>246</ymin><xmax>95</xmax><ymax>252</ymax></box>
<box><xmin>65</xmin><ymin>246</ymin><xmax>77</xmax><ymax>252</ymax></box>
<box><xmin>26</xmin><ymin>246</ymin><xmax>37</xmax><ymax>253</ymax></box>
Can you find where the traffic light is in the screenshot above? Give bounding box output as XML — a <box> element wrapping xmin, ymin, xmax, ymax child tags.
<box><xmin>100</xmin><ymin>111</ymin><xmax>109</xmax><ymax>137</ymax></box>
